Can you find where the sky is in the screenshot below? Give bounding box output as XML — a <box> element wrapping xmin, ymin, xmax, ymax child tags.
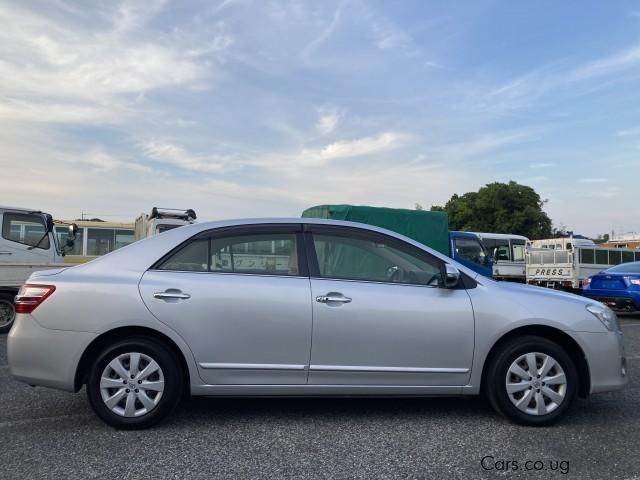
<box><xmin>1</xmin><ymin>0</ymin><xmax>639</xmax><ymax>237</ymax></box>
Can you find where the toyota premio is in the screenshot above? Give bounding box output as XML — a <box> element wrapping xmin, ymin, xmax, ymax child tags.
<box><xmin>8</xmin><ymin>219</ymin><xmax>627</xmax><ymax>429</ymax></box>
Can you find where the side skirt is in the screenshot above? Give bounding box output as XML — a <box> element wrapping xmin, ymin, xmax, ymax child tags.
<box><xmin>190</xmin><ymin>384</ymin><xmax>478</xmax><ymax>396</ymax></box>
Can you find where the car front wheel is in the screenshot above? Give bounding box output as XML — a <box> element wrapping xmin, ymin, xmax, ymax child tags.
<box><xmin>87</xmin><ymin>337</ymin><xmax>183</xmax><ymax>429</ymax></box>
<box><xmin>486</xmin><ymin>335</ymin><xmax>577</xmax><ymax>426</ymax></box>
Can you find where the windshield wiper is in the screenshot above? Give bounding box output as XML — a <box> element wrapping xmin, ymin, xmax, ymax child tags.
<box><xmin>27</xmin><ymin>232</ymin><xmax>49</xmax><ymax>250</ymax></box>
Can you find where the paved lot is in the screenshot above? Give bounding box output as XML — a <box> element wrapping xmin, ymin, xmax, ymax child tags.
<box><xmin>2</xmin><ymin>317</ymin><xmax>640</xmax><ymax>480</ymax></box>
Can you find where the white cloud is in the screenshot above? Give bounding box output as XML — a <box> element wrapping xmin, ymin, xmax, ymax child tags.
<box><xmin>617</xmin><ymin>127</ymin><xmax>640</xmax><ymax>137</ymax></box>
<box><xmin>578</xmin><ymin>178</ymin><xmax>608</xmax><ymax>184</ymax></box>
<box><xmin>78</xmin><ymin>149</ymin><xmax>151</xmax><ymax>173</ymax></box>
<box><xmin>529</xmin><ymin>162</ymin><xmax>557</xmax><ymax>168</ymax></box>
<box><xmin>0</xmin><ymin>1</ymin><xmax>227</xmax><ymax>125</ymax></box>
<box><xmin>570</xmin><ymin>45</ymin><xmax>640</xmax><ymax>82</ymax></box>
<box><xmin>472</xmin><ymin>43</ymin><xmax>640</xmax><ymax>115</ymax></box>
<box><xmin>300</xmin><ymin>3</ymin><xmax>343</xmax><ymax>64</ymax></box>
<box><xmin>424</xmin><ymin>130</ymin><xmax>536</xmax><ymax>161</ymax></box>
<box><xmin>142</xmin><ymin>141</ymin><xmax>227</xmax><ymax>173</ymax></box>
<box><xmin>521</xmin><ymin>176</ymin><xmax>546</xmax><ymax>183</ymax></box>
<box><xmin>295</xmin><ymin>131</ymin><xmax>412</xmax><ymax>166</ymax></box>
<box><xmin>315</xmin><ymin>107</ymin><xmax>342</xmax><ymax>136</ymax></box>
<box><xmin>367</xmin><ymin>6</ymin><xmax>421</xmax><ymax>57</ymax></box>
<box><xmin>585</xmin><ymin>187</ymin><xmax>619</xmax><ymax>198</ymax></box>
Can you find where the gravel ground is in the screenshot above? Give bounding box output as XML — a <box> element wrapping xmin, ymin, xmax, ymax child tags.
<box><xmin>1</xmin><ymin>317</ymin><xmax>640</xmax><ymax>480</ymax></box>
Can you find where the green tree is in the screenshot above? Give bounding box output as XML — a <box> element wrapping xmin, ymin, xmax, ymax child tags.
<box><xmin>430</xmin><ymin>181</ymin><xmax>553</xmax><ymax>239</ymax></box>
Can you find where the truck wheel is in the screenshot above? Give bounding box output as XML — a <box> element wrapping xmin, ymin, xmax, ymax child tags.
<box><xmin>86</xmin><ymin>337</ymin><xmax>183</xmax><ymax>430</ymax></box>
<box><xmin>485</xmin><ymin>336</ymin><xmax>577</xmax><ymax>426</ymax></box>
<box><xmin>0</xmin><ymin>293</ymin><xmax>16</xmax><ymax>334</ymax></box>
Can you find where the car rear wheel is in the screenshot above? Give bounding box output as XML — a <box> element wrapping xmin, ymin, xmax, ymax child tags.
<box><xmin>485</xmin><ymin>335</ymin><xmax>577</xmax><ymax>426</ymax></box>
<box><xmin>87</xmin><ymin>337</ymin><xmax>183</xmax><ymax>429</ymax></box>
<box><xmin>0</xmin><ymin>293</ymin><xmax>16</xmax><ymax>334</ymax></box>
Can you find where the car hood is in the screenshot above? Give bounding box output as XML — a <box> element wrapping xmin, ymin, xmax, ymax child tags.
<box><xmin>494</xmin><ymin>280</ymin><xmax>594</xmax><ymax>306</ymax></box>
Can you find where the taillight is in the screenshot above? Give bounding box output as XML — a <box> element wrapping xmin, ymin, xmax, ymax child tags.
<box><xmin>582</xmin><ymin>277</ymin><xmax>591</xmax><ymax>288</ymax></box>
<box><xmin>15</xmin><ymin>284</ymin><xmax>56</xmax><ymax>314</ymax></box>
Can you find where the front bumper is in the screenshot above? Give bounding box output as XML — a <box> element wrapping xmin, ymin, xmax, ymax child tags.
<box><xmin>8</xmin><ymin>314</ymin><xmax>96</xmax><ymax>392</ymax></box>
<box><xmin>576</xmin><ymin>330</ymin><xmax>628</xmax><ymax>394</ymax></box>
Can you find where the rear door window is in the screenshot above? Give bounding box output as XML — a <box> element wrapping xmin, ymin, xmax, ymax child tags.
<box><xmin>156</xmin><ymin>230</ymin><xmax>301</xmax><ymax>277</ymax></box>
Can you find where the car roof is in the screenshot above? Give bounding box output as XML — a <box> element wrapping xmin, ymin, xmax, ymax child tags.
<box><xmin>472</xmin><ymin>232</ymin><xmax>530</xmax><ymax>241</ymax></box>
<box><xmin>605</xmin><ymin>261</ymin><xmax>640</xmax><ymax>273</ymax></box>
<box><xmin>0</xmin><ymin>205</ymin><xmax>43</xmax><ymax>214</ymax></box>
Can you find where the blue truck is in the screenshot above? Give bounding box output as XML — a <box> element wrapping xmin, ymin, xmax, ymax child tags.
<box><xmin>302</xmin><ymin>204</ymin><xmax>493</xmax><ymax>278</ymax></box>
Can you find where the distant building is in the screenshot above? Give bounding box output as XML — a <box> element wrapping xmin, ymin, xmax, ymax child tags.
<box><xmin>601</xmin><ymin>233</ymin><xmax>640</xmax><ymax>250</ymax></box>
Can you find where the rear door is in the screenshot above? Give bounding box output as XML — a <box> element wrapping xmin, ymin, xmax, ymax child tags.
<box><xmin>139</xmin><ymin>224</ymin><xmax>313</xmax><ymax>385</ymax></box>
<box><xmin>305</xmin><ymin>225</ymin><xmax>476</xmax><ymax>387</ymax></box>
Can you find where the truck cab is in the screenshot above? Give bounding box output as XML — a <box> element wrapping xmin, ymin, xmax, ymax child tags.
<box><xmin>449</xmin><ymin>231</ymin><xmax>493</xmax><ymax>278</ymax></box>
<box><xmin>472</xmin><ymin>232</ymin><xmax>529</xmax><ymax>282</ymax></box>
<box><xmin>0</xmin><ymin>206</ymin><xmax>77</xmax><ymax>332</ymax></box>
<box><xmin>1</xmin><ymin>207</ymin><xmax>62</xmax><ymax>263</ymax></box>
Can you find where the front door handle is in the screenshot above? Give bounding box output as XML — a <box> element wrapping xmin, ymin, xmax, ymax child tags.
<box><xmin>0</xmin><ymin>251</ymin><xmax>12</xmax><ymax>255</ymax></box>
<box><xmin>153</xmin><ymin>290</ymin><xmax>191</xmax><ymax>300</ymax></box>
<box><xmin>316</xmin><ymin>293</ymin><xmax>352</xmax><ymax>304</ymax></box>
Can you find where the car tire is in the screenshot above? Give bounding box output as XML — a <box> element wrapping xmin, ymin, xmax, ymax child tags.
<box><xmin>87</xmin><ymin>337</ymin><xmax>183</xmax><ymax>430</ymax></box>
<box><xmin>0</xmin><ymin>293</ymin><xmax>16</xmax><ymax>334</ymax></box>
<box><xmin>485</xmin><ymin>335</ymin><xmax>577</xmax><ymax>426</ymax></box>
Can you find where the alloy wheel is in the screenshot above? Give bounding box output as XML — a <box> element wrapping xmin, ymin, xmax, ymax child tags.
<box><xmin>99</xmin><ymin>352</ymin><xmax>165</xmax><ymax>418</ymax></box>
<box><xmin>505</xmin><ymin>352</ymin><xmax>567</xmax><ymax>416</ymax></box>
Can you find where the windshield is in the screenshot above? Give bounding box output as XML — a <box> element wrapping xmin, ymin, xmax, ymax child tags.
<box><xmin>455</xmin><ymin>237</ymin><xmax>489</xmax><ymax>266</ymax></box>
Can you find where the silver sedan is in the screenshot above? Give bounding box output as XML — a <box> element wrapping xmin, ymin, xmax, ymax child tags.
<box><xmin>8</xmin><ymin>219</ymin><xmax>628</xmax><ymax>429</ymax></box>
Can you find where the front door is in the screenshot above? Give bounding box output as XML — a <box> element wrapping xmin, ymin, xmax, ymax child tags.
<box><xmin>305</xmin><ymin>226</ymin><xmax>475</xmax><ymax>386</ymax></box>
<box><xmin>0</xmin><ymin>211</ymin><xmax>53</xmax><ymax>263</ymax></box>
<box><xmin>139</xmin><ymin>225</ymin><xmax>313</xmax><ymax>385</ymax></box>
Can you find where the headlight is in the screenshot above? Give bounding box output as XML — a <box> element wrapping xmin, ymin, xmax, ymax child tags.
<box><xmin>586</xmin><ymin>303</ymin><xmax>620</xmax><ymax>332</ymax></box>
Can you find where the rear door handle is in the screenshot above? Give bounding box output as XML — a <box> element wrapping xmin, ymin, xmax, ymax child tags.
<box><xmin>0</xmin><ymin>251</ymin><xmax>12</xmax><ymax>255</ymax></box>
<box><xmin>316</xmin><ymin>293</ymin><xmax>352</xmax><ymax>304</ymax></box>
<box><xmin>153</xmin><ymin>291</ymin><xmax>191</xmax><ymax>300</ymax></box>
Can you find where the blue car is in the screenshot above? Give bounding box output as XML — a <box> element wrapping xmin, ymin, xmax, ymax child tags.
<box><xmin>582</xmin><ymin>261</ymin><xmax>640</xmax><ymax>313</ymax></box>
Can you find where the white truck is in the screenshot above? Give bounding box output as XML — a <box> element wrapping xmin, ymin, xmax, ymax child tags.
<box><xmin>134</xmin><ymin>207</ymin><xmax>197</xmax><ymax>241</ymax></box>
<box><xmin>0</xmin><ymin>206</ymin><xmax>78</xmax><ymax>332</ymax></box>
<box><xmin>526</xmin><ymin>236</ymin><xmax>640</xmax><ymax>291</ymax></box>
<box><xmin>474</xmin><ymin>232</ymin><xmax>529</xmax><ymax>282</ymax></box>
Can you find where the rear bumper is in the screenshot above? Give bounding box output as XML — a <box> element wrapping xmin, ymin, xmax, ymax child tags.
<box><xmin>8</xmin><ymin>314</ymin><xmax>95</xmax><ymax>392</ymax></box>
<box><xmin>583</xmin><ymin>289</ymin><xmax>640</xmax><ymax>313</ymax></box>
<box><xmin>575</xmin><ymin>330</ymin><xmax>628</xmax><ymax>394</ymax></box>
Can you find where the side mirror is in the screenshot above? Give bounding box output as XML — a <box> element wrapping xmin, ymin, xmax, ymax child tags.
<box><xmin>443</xmin><ymin>264</ymin><xmax>460</xmax><ymax>288</ymax></box>
<box><xmin>68</xmin><ymin>223</ymin><xmax>79</xmax><ymax>240</ymax></box>
<box><xmin>63</xmin><ymin>224</ymin><xmax>79</xmax><ymax>253</ymax></box>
